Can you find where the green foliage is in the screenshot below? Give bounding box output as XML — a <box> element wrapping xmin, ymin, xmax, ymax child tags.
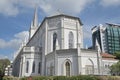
<box><xmin>110</xmin><ymin>61</ymin><xmax>120</xmax><ymax>75</ymax></box>
<box><xmin>69</xmin><ymin>75</ymin><xmax>98</xmax><ymax>80</ymax></box>
<box><xmin>19</xmin><ymin>75</ymin><xmax>99</xmax><ymax>80</ymax></box>
<box><xmin>2</xmin><ymin>76</ymin><xmax>120</xmax><ymax>80</ymax></box>
<box><xmin>3</xmin><ymin>76</ymin><xmax>18</xmax><ymax>80</ymax></box>
<box><xmin>53</xmin><ymin>76</ymin><xmax>68</xmax><ymax>80</ymax></box>
<box><xmin>20</xmin><ymin>77</ymin><xmax>27</xmax><ymax>80</ymax></box>
<box><xmin>114</xmin><ymin>51</ymin><xmax>120</xmax><ymax>60</ymax></box>
<box><xmin>32</xmin><ymin>76</ymin><xmax>49</xmax><ymax>80</ymax></box>
<box><xmin>0</xmin><ymin>59</ymin><xmax>10</xmax><ymax>77</ymax></box>
<box><xmin>96</xmin><ymin>76</ymin><xmax>120</xmax><ymax>80</ymax></box>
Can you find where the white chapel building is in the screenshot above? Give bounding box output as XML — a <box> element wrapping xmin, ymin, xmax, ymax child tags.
<box><xmin>12</xmin><ymin>9</ymin><xmax>118</xmax><ymax>77</ymax></box>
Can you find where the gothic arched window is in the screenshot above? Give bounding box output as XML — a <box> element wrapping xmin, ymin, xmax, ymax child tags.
<box><xmin>32</xmin><ymin>61</ymin><xmax>35</xmax><ymax>73</ymax></box>
<box><xmin>38</xmin><ymin>62</ymin><xmax>41</xmax><ymax>74</ymax></box>
<box><xmin>53</xmin><ymin>33</ymin><xmax>57</xmax><ymax>51</ymax></box>
<box><xmin>65</xmin><ymin>61</ymin><xmax>70</xmax><ymax>76</ymax></box>
<box><xmin>26</xmin><ymin>61</ymin><xmax>29</xmax><ymax>73</ymax></box>
<box><xmin>69</xmin><ymin>32</ymin><xmax>74</xmax><ymax>48</ymax></box>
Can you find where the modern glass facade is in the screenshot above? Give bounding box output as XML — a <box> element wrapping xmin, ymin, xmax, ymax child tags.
<box><xmin>92</xmin><ymin>23</ymin><xmax>120</xmax><ymax>54</ymax></box>
<box><xmin>106</xmin><ymin>24</ymin><xmax>120</xmax><ymax>54</ymax></box>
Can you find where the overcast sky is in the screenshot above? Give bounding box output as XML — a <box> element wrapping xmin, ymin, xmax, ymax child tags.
<box><xmin>0</xmin><ymin>0</ymin><xmax>120</xmax><ymax>60</ymax></box>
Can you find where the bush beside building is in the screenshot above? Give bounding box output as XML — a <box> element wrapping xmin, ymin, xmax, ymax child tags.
<box><xmin>3</xmin><ymin>75</ymin><xmax>120</xmax><ymax>80</ymax></box>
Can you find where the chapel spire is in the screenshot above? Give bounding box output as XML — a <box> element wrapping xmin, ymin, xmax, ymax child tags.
<box><xmin>29</xmin><ymin>7</ymin><xmax>38</xmax><ymax>39</ymax></box>
<box><xmin>32</xmin><ymin>7</ymin><xmax>38</xmax><ymax>28</ymax></box>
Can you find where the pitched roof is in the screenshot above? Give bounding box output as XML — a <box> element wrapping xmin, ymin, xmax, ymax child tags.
<box><xmin>101</xmin><ymin>53</ymin><xmax>116</xmax><ymax>58</ymax></box>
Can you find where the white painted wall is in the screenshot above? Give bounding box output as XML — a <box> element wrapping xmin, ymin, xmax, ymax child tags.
<box><xmin>81</xmin><ymin>50</ymin><xmax>99</xmax><ymax>75</ymax></box>
<box><xmin>102</xmin><ymin>59</ymin><xmax>118</xmax><ymax>75</ymax></box>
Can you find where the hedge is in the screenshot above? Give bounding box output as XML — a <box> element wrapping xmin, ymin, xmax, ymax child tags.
<box><xmin>20</xmin><ymin>75</ymin><xmax>98</xmax><ymax>80</ymax></box>
<box><xmin>3</xmin><ymin>75</ymin><xmax>120</xmax><ymax>80</ymax></box>
<box><xmin>2</xmin><ymin>76</ymin><xmax>18</xmax><ymax>80</ymax></box>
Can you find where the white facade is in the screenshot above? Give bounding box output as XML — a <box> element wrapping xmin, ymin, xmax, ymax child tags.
<box><xmin>12</xmin><ymin>11</ymin><xmax>117</xmax><ymax>77</ymax></box>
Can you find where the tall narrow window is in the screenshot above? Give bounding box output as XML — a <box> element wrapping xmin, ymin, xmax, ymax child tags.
<box><xmin>65</xmin><ymin>61</ymin><xmax>70</xmax><ymax>76</ymax></box>
<box><xmin>69</xmin><ymin>32</ymin><xmax>74</xmax><ymax>48</ymax></box>
<box><xmin>26</xmin><ymin>61</ymin><xmax>29</xmax><ymax>73</ymax></box>
<box><xmin>32</xmin><ymin>61</ymin><xmax>35</xmax><ymax>73</ymax></box>
<box><xmin>38</xmin><ymin>62</ymin><xmax>41</xmax><ymax>74</ymax></box>
<box><xmin>53</xmin><ymin>33</ymin><xmax>57</xmax><ymax>51</ymax></box>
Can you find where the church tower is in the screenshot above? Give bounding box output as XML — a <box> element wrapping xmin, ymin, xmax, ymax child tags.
<box><xmin>29</xmin><ymin>8</ymin><xmax>38</xmax><ymax>39</ymax></box>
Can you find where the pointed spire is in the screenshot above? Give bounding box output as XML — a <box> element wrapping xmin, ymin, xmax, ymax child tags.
<box><xmin>29</xmin><ymin>7</ymin><xmax>38</xmax><ymax>39</ymax></box>
<box><xmin>32</xmin><ymin>7</ymin><xmax>38</xmax><ymax>28</ymax></box>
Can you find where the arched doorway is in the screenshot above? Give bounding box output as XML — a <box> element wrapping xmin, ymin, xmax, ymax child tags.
<box><xmin>65</xmin><ymin>61</ymin><xmax>70</xmax><ymax>76</ymax></box>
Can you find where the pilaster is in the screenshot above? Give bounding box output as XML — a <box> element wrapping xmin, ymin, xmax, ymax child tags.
<box><xmin>61</xmin><ymin>17</ymin><xmax>64</xmax><ymax>49</ymax></box>
<box><xmin>41</xmin><ymin>20</ymin><xmax>48</xmax><ymax>76</ymax></box>
<box><xmin>76</xmin><ymin>21</ymin><xmax>82</xmax><ymax>75</ymax></box>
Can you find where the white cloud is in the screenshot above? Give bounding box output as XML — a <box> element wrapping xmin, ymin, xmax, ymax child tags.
<box><xmin>14</xmin><ymin>31</ymin><xmax>29</xmax><ymax>41</ymax></box>
<box><xmin>100</xmin><ymin>0</ymin><xmax>120</xmax><ymax>7</ymax></box>
<box><xmin>38</xmin><ymin>0</ymin><xmax>94</xmax><ymax>15</ymax></box>
<box><xmin>0</xmin><ymin>31</ymin><xmax>29</xmax><ymax>49</ymax></box>
<box><xmin>0</xmin><ymin>0</ymin><xmax>94</xmax><ymax>16</ymax></box>
<box><xmin>0</xmin><ymin>0</ymin><xmax>19</xmax><ymax>16</ymax></box>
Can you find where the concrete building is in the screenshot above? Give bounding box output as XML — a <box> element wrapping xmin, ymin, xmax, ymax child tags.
<box><xmin>92</xmin><ymin>23</ymin><xmax>120</xmax><ymax>54</ymax></box>
<box><xmin>12</xmin><ymin>9</ymin><xmax>118</xmax><ymax>77</ymax></box>
<box><xmin>5</xmin><ymin>65</ymin><xmax>12</xmax><ymax>76</ymax></box>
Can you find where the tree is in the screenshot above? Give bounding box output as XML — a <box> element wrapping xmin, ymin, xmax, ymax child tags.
<box><xmin>114</xmin><ymin>51</ymin><xmax>120</xmax><ymax>60</ymax></box>
<box><xmin>110</xmin><ymin>52</ymin><xmax>120</xmax><ymax>75</ymax></box>
<box><xmin>0</xmin><ymin>59</ymin><xmax>10</xmax><ymax>78</ymax></box>
<box><xmin>110</xmin><ymin>61</ymin><xmax>120</xmax><ymax>75</ymax></box>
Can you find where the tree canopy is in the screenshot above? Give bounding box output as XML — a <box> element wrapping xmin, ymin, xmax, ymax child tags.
<box><xmin>0</xmin><ymin>59</ymin><xmax>10</xmax><ymax>77</ymax></box>
<box><xmin>110</xmin><ymin>61</ymin><xmax>120</xmax><ymax>75</ymax></box>
<box><xmin>114</xmin><ymin>51</ymin><xmax>120</xmax><ymax>60</ymax></box>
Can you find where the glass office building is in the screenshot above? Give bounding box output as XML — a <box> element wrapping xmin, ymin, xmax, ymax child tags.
<box><xmin>92</xmin><ymin>23</ymin><xmax>120</xmax><ymax>54</ymax></box>
<box><xmin>106</xmin><ymin>24</ymin><xmax>120</xmax><ymax>54</ymax></box>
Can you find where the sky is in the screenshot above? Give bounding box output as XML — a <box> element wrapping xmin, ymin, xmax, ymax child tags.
<box><xmin>0</xmin><ymin>0</ymin><xmax>120</xmax><ymax>60</ymax></box>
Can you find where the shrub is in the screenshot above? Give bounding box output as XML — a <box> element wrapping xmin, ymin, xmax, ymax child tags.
<box><xmin>32</xmin><ymin>76</ymin><xmax>49</xmax><ymax>80</ymax></box>
<box><xmin>4</xmin><ymin>75</ymin><xmax>120</xmax><ymax>80</ymax></box>
<box><xmin>96</xmin><ymin>76</ymin><xmax>120</xmax><ymax>80</ymax></box>
<box><xmin>70</xmin><ymin>75</ymin><xmax>98</xmax><ymax>80</ymax></box>
<box><xmin>53</xmin><ymin>76</ymin><xmax>68</xmax><ymax>80</ymax></box>
<box><xmin>3</xmin><ymin>76</ymin><xmax>18</xmax><ymax>80</ymax></box>
<box><xmin>20</xmin><ymin>77</ymin><xmax>27</xmax><ymax>80</ymax></box>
